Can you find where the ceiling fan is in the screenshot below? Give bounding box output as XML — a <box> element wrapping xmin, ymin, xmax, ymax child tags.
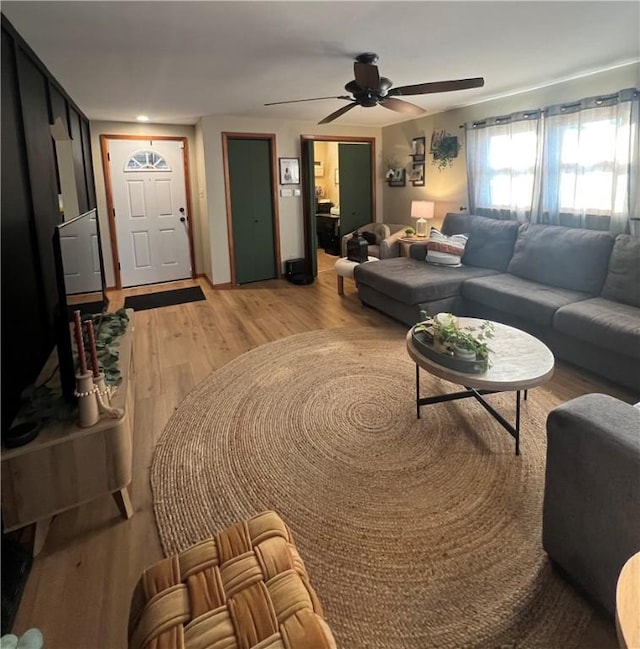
<box><xmin>264</xmin><ymin>53</ymin><xmax>484</xmax><ymax>124</ymax></box>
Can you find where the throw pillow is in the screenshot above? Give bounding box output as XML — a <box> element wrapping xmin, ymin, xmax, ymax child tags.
<box><xmin>361</xmin><ymin>231</ymin><xmax>377</xmax><ymax>245</ymax></box>
<box><xmin>426</xmin><ymin>228</ymin><xmax>468</xmax><ymax>266</ymax></box>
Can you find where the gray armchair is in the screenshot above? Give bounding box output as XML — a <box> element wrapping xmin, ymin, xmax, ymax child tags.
<box><xmin>542</xmin><ymin>393</ymin><xmax>640</xmax><ymax>615</ymax></box>
<box><xmin>341</xmin><ymin>223</ymin><xmax>408</xmax><ymax>259</ymax></box>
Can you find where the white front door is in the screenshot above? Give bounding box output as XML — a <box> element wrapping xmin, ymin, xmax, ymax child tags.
<box><xmin>107</xmin><ymin>138</ymin><xmax>192</xmax><ymax>287</ymax></box>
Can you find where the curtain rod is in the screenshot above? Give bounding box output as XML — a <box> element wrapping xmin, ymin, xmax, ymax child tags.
<box><xmin>457</xmin><ymin>89</ymin><xmax>637</xmax><ymax>128</ymax></box>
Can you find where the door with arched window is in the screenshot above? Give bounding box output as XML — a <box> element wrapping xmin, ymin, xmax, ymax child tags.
<box><xmin>103</xmin><ymin>137</ymin><xmax>193</xmax><ymax>287</ymax></box>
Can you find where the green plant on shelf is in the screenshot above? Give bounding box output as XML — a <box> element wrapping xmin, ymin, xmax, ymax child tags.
<box><xmin>430</xmin><ymin>130</ymin><xmax>461</xmax><ymax>171</ymax></box>
<box><xmin>404</xmin><ymin>226</ymin><xmax>416</xmax><ymax>236</ymax></box>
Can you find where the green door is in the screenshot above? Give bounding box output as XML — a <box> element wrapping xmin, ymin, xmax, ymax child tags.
<box><xmin>228</xmin><ymin>138</ymin><xmax>276</xmax><ymax>284</ymax></box>
<box><xmin>302</xmin><ymin>139</ymin><xmax>317</xmax><ymax>277</ymax></box>
<box><xmin>338</xmin><ymin>143</ymin><xmax>373</xmax><ymax>237</ymax></box>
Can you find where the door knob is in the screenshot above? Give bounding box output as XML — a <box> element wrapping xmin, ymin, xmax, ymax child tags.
<box><xmin>180</xmin><ymin>216</ymin><xmax>186</xmax><ymax>223</ymax></box>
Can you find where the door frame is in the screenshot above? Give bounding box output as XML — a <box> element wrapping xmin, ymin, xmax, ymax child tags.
<box><xmin>100</xmin><ymin>134</ymin><xmax>196</xmax><ymax>290</ymax></box>
<box><xmin>221</xmin><ymin>132</ymin><xmax>281</xmax><ymax>286</ymax></box>
<box><xmin>300</xmin><ymin>135</ymin><xmax>376</xmax><ymax>275</ymax></box>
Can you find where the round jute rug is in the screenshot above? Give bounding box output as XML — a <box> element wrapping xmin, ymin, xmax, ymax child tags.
<box><xmin>151</xmin><ymin>326</ymin><xmax>592</xmax><ymax>648</ymax></box>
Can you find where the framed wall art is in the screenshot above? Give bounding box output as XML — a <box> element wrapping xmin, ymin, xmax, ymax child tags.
<box><xmin>279</xmin><ymin>157</ymin><xmax>300</xmax><ymax>185</ymax></box>
<box><xmin>386</xmin><ymin>168</ymin><xmax>406</xmax><ymax>187</ymax></box>
<box><xmin>410</xmin><ymin>136</ymin><xmax>426</xmax><ymax>162</ymax></box>
<box><xmin>410</xmin><ymin>162</ymin><xmax>425</xmax><ymax>187</ymax></box>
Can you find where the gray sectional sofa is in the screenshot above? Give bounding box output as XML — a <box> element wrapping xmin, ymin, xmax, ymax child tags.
<box><xmin>354</xmin><ymin>213</ymin><xmax>640</xmax><ymax>392</ymax></box>
<box><xmin>543</xmin><ymin>393</ymin><xmax>640</xmax><ymax>616</ymax></box>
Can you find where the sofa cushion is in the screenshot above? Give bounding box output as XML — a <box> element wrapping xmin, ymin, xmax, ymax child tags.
<box><xmin>462</xmin><ymin>273</ymin><xmax>591</xmax><ymax>328</ymax></box>
<box><xmin>354</xmin><ymin>257</ymin><xmax>498</xmax><ymax>305</ymax></box>
<box><xmin>507</xmin><ymin>224</ymin><xmax>614</xmax><ymax>294</ymax></box>
<box><xmin>461</xmin><ymin>216</ymin><xmax>521</xmax><ymax>272</ymax></box>
<box><xmin>367</xmin><ymin>244</ymin><xmax>381</xmax><ymax>259</ymax></box>
<box><xmin>554</xmin><ymin>297</ymin><xmax>640</xmax><ymax>360</ymax></box>
<box><xmin>601</xmin><ymin>234</ymin><xmax>640</xmax><ymax>308</ymax></box>
<box><xmin>441</xmin><ymin>212</ymin><xmax>470</xmax><ymax>236</ymax></box>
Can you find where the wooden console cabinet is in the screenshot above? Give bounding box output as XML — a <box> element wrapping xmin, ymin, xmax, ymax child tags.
<box><xmin>1</xmin><ymin>311</ymin><xmax>135</xmax><ymax>550</ymax></box>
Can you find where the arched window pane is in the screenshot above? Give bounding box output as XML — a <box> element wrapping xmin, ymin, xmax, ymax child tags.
<box><xmin>125</xmin><ymin>150</ymin><xmax>170</xmax><ymax>171</ymax></box>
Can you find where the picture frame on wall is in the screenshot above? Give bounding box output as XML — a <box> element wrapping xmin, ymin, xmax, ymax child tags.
<box><xmin>314</xmin><ymin>160</ymin><xmax>324</xmax><ymax>177</ymax></box>
<box><xmin>410</xmin><ymin>162</ymin><xmax>425</xmax><ymax>187</ymax></box>
<box><xmin>279</xmin><ymin>157</ymin><xmax>300</xmax><ymax>185</ymax></box>
<box><xmin>386</xmin><ymin>168</ymin><xmax>406</xmax><ymax>187</ymax></box>
<box><xmin>410</xmin><ymin>137</ymin><xmax>426</xmax><ymax>162</ymax></box>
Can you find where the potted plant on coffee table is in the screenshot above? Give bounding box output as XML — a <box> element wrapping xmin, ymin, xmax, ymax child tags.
<box><xmin>414</xmin><ymin>312</ymin><xmax>495</xmax><ymax>369</ymax></box>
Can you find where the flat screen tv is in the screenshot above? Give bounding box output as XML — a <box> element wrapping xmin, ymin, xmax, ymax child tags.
<box><xmin>52</xmin><ymin>208</ymin><xmax>108</xmax><ymax>402</ymax></box>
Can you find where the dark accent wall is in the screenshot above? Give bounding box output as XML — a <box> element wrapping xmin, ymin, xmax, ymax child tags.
<box><xmin>1</xmin><ymin>15</ymin><xmax>96</xmax><ymax>431</ymax></box>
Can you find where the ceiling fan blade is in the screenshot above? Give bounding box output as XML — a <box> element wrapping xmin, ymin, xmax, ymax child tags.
<box><xmin>389</xmin><ymin>77</ymin><xmax>485</xmax><ymax>97</ymax></box>
<box><xmin>354</xmin><ymin>62</ymin><xmax>380</xmax><ymax>90</ymax></box>
<box><xmin>318</xmin><ymin>102</ymin><xmax>357</xmax><ymax>125</ymax></box>
<box><xmin>379</xmin><ymin>97</ymin><xmax>425</xmax><ymax>116</ymax></box>
<box><xmin>264</xmin><ymin>95</ymin><xmax>351</xmax><ymax>106</ymax></box>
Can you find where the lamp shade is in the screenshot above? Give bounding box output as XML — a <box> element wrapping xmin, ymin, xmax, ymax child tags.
<box><xmin>410</xmin><ymin>200</ymin><xmax>435</xmax><ymax>237</ymax></box>
<box><xmin>410</xmin><ymin>200</ymin><xmax>435</xmax><ymax>220</ymax></box>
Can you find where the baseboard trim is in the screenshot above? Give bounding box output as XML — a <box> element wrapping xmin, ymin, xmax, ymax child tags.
<box><xmin>196</xmin><ymin>274</ymin><xmax>232</xmax><ymax>290</ymax></box>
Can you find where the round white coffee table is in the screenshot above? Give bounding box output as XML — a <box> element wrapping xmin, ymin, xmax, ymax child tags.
<box><xmin>334</xmin><ymin>256</ymin><xmax>377</xmax><ymax>295</ymax></box>
<box><xmin>406</xmin><ymin>317</ymin><xmax>555</xmax><ymax>455</ymax></box>
<box><xmin>616</xmin><ymin>551</ymin><xmax>640</xmax><ymax>649</ymax></box>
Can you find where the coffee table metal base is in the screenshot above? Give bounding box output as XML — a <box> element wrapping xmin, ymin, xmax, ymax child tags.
<box><xmin>415</xmin><ymin>365</ymin><xmax>527</xmax><ymax>455</ymax></box>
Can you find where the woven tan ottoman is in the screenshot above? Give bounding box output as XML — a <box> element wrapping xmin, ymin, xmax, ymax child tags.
<box><xmin>129</xmin><ymin>511</ymin><xmax>336</xmax><ymax>649</ymax></box>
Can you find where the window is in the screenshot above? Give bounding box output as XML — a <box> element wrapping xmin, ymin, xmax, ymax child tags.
<box><xmin>487</xmin><ymin>131</ymin><xmax>537</xmax><ymax>209</ymax></box>
<box><xmin>465</xmin><ymin>89</ymin><xmax>639</xmax><ymax>233</ymax></box>
<box><xmin>125</xmin><ymin>150</ymin><xmax>170</xmax><ymax>171</ymax></box>
<box><xmin>555</xmin><ymin>120</ymin><xmax>630</xmax><ymax>215</ymax></box>
<box><xmin>465</xmin><ymin>111</ymin><xmax>541</xmax><ymax>221</ymax></box>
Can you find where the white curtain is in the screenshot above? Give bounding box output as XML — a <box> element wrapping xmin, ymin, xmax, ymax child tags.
<box><xmin>466</xmin><ymin>111</ymin><xmax>542</xmax><ymax>222</ymax></box>
<box><xmin>537</xmin><ymin>89</ymin><xmax>639</xmax><ymax>234</ymax></box>
<box><xmin>465</xmin><ymin>89</ymin><xmax>639</xmax><ymax>233</ymax></box>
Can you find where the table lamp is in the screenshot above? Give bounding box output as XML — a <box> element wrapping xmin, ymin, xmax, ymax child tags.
<box><xmin>411</xmin><ymin>200</ymin><xmax>435</xmax><ymax>237</ymax></box>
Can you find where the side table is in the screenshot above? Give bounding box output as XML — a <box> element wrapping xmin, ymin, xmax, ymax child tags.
<box><xmin>399</xmin><ymin>236</ymin><xmax>429</xmax><ymax>257</ymax></box>
<box><xmin>1</xmin><ymin>309</ymin><xmax>135</xmax><ymax>555</ymax></box>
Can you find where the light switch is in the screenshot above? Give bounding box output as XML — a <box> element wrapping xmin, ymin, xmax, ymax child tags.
<box><xmin>280</xmin><ymin>188</ymin><xmax>293</xmax><ymax>197</ymax></box>
<box><xmin>294</xmin><ymin>188</ymin><xmax>301</xmax><ymax>197</ymax></box>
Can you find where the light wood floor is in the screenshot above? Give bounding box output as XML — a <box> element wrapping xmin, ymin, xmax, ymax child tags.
<box><xmin>12</xmin><ymin>255</ymin><xmax>634</xmax><ymax>648</ymax></box>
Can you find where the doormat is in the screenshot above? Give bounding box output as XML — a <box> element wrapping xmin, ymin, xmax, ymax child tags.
<box><xmin>65</xmin><ymin>300</ymin><xmax>105</xmax><ymax>319</ymax></box>
<box><xmin>124</xmin><ymin>286</ymin><xmax>206</xmax><ymax>312</ymax></box>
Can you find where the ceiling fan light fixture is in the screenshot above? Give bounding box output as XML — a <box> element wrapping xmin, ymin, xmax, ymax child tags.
<box><xmin>359</xmin><ymin>92</ymin><xmax>378</xmax><ymax>108</ymax></box>
<box><xmin>344</xmin><ymin>80</ymin><xmax>360</xmax><ymax>93</ymax></box>
<box><xmin>266</xmin><ymin>53</ymin><xmax>484</xmax><ymax>124</ymax></box>
<box><xmin>378</xmin><ymin>77</ymin><xmax>392</xmax><ymax>97</ymax></box>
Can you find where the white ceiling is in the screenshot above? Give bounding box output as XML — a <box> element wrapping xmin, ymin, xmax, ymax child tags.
<box><xmin>3</xmin><ymin>1</ymin><xmax>639</xmax><ymax>127</ymax></box>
